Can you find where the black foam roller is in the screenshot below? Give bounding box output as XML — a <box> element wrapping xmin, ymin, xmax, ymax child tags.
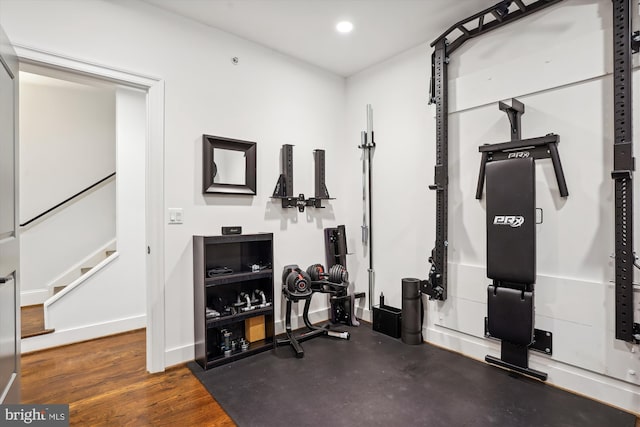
<box><xmin>401</xmin><ymin>278</ymin><xmax>422</xmax><ymax>345</ymax></box>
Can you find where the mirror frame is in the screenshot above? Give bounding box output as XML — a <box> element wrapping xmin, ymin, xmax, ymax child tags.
<box><xmin>203</xmin><ymin>134</ymin><xmax>257</xmax><ymax>195</ymax></box>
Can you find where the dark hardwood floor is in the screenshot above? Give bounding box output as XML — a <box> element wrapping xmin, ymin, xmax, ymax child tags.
<box><xmin>21</xmin><ymin>304</ymin><xmax>54</xmax><ymax>338</ymax></box>
<box><xmin>21</xmin><ymin>329</ymin><xmax>235</xmax><ymax>426</ymax></box>
<box><xmin>20</xmin><ymin>328</ymin><xmax>640</xmax><ymax>426</ymax></box>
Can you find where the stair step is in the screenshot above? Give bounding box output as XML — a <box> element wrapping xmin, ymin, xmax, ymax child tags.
<box><xmin>80</xmin><ymin>267</ymin><xmax>92</xmax><ymax>274</ymax></box>
<box><xmin>106</xmin><ymin>250</ymin><xmax>116</xmax><ymax>257</ymax></box>
<box><xmin>22</xmin><ymin>328</ymin><xmax>55</xmax><ymax>339</ymax></box>
<box><xmin>53</xmin><ymin>285</ymin><xmax>66</xmax><ymax>295</ymax></box>
<box><xmin>21</xmin><ymin>304</ymin><xmax>55</xmax><ymax>339</ymax></box>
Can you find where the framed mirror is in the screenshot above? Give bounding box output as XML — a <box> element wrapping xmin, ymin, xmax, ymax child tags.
<box><xmin>203</xmin><ymin>134</ymin><xmax>257</xmax><ymax>195</ymax></box>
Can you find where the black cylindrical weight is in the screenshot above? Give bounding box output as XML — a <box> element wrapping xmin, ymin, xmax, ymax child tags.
<box><xmin>329</xmin><ymin>264</ymin><xmax>348</xmax><ymax>284</ymax></box>
<box><xmin>287</xmin><ymin>269</ymin><xmax>310</xmax><ymax>294</ymax></box>
<box><xmin>298</xmin><ymin>270</ymin><xmax>311</xmax><ymax>292</ymax></box>
<box><xmin>401</xmin><ymin>278</ymin><xmax>422</xmax><ymax>345</ymax></box>
<box><xmin>306</xmin><ymin>264</ymin><xmax>325</xmax><ymax>281</ymax></box>
<box><xmin>286</xmin><ymin>271</ymin><xmax>297</xmax><ymax>293</ymax></box>
<box><xmin>282</xmin><ymin>264</ymin><xmax>299</xmax><ymax>285</ymax></box>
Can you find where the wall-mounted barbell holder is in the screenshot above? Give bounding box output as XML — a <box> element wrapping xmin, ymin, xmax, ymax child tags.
<box><xmin>272</xmin><ymin>144</ymin><xmax>334</xmax><ymax>212</ymax></box>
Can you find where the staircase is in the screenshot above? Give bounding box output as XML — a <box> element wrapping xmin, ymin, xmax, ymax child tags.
<box><xmin>21</xmin><ymin>247</ymin><xmax>117</xmax><ymax>339</ymax></box>
<box><xmin>21</xmin><ymin>304</ymin><xmax>54</xmax><ymax>338</ymax></box>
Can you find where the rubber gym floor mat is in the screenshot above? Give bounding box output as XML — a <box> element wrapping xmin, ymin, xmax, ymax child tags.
<box><xmin>188</xmin><ymin>324</ymin><xmax>636</xmax><ymax>427</ymax></box>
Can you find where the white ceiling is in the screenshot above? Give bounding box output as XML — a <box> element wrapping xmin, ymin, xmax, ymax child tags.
<box><xmin>142</xmin><ymin>0</ymin><xmax>495</xmax><ymax>77</ymax></box>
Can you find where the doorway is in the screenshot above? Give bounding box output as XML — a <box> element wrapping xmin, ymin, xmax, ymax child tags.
<box><xmin>15</xmin><ymin>46</ymin><xmax>165</xmax><ymax>373</ymax></box>
<box><xmin>19</xmin><ymin>66</ymin><xmax>118</xmax><ymax>312</ymax></box>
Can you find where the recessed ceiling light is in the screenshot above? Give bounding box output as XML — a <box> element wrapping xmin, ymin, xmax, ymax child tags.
<box><xmin>336</xmin><ymin>21</ymin><xmax>354</xmax><ymax>34</ymax></box>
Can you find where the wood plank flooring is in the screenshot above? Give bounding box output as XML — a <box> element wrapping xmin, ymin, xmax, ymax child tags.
<box><xmin>21</xmin><ymin>329</ymin><xmax>235</xmax><ymax>426</ymax></box>
<box><xmin>20</xmin><ymin>328</ymin><xmax>640</xmax><ymax>426</ymax></box>
<box><xmin>21</xmin><ymin>304</ymin><xmax>54</xmax><ymax>338</ymax></box>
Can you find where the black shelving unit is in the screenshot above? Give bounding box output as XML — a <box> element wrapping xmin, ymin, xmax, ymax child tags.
<box><xmin>193</xmin><ymin>233</ymin><xmax>275</xmax><ymax>369</ymax></box>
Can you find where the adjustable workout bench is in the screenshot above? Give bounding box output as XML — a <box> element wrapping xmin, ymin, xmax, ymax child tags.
<box><xmin>476</xmin><ymin>98</ymin><xmax>568</xmax><ymax>381</ymax></box>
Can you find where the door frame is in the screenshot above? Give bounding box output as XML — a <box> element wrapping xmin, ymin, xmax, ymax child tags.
<box><xmin>14</xmin><ymin>44</ymin><xmax>166</xmax><ymax>373</ymax></box>
<box><xmin>0</xmin><ymin>24</ymin><xmax>20</xmax><ymax>404</ymax></box>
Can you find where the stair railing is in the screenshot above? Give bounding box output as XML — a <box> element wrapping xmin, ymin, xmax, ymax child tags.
<box><xmin>20</xmin><ymin>172</ymin><xmax>116</xmax><ymax>228</ymax></box>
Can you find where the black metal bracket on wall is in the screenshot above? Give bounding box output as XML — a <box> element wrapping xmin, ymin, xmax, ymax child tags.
<box><xmin>476</xmin><ymin>98</ymin><xmax>568</xmax><ymax>199</ymax></box>
<box><xmin>499</xmin><ymin>98</ymin><xmax>525</xmax><ymax>141</ymax></box>
<box><xmin>476</xmin><ymin>133</ymin><xmax>569</xmax><ymax>200</ymax></box>
<box><xmin>484</xmin><ymin>317</ymin><xmax>553</xmax><ymax>355</ymax></box>
<box><xmin>422</xmin><ymin>0</ymin><xmax>564</xmax><ymax>301</ymax></box>
<box><xmin>272</xmin><ymin>145</ymin><xmax>333</xmax><ymax>212</ymax></box>
<box><xmin>611</xmin><ymin>0</ymin><xmax>638</xmax><ymax>343</ymax></box>
<box><xmin>633</xmin><ymin>323</ymin><xmax>640</xmax><ymax>344</ymax></box>
<box><xmin>632</xmin><ymin>31</ymin><xmax>640</xmax><ymax>54</ymax></box>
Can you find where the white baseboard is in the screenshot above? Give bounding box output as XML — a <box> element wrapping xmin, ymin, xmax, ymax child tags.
<box><xmin>173</xmin><ymin>305</ymin><xmax>638</xmax><ymax>414</ymax></box>
<box><xmin>20</xmin><ymin>289</ymin><xmax>49</xmax><ymax>307</ymax></box>
<box><xmin>165</xmin><ymin>344</ymin><xmax>195</xmax><ymax>369</ymax></box>
<box><xmin>21</xmin><ymin>314</ymin><xmax>146</xmax><ymax>354</ymax></box>
<box><xmin>358</xmin><ymin>306</ymin><xmax>372</xmax><ymax>323</ymax></box>
<box><xmin>273</xmin><ymin>306</ymin><xmax>329</xmax><ymax>334</ymax></box>
<box><xmin>273</xmin><ymin>305</ymin><xmax>372</xmax><ymax>333</ymax></box>
<box><xmin>166</xmin><ymin>305</ymin><xmax>373</xmax><ymax>369</ymax></box>
<box><xmin>424</xmin><ymin>325</ymin><xmax>640</xmax><ymax>416</ymax></box>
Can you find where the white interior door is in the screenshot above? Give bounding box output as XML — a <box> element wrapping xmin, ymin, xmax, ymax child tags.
<box><xmin>0</xmin><ymin>25</ymin><xmax>20</xmax><ymax>404</ymax></box>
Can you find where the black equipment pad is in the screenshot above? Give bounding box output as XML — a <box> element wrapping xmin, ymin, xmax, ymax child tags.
<box><xmin>486</xmin><ymin>158</ymin><xmax>536</xmax><ymax>284</ymax></box>
<box><xmin>487</xmin><ymin>285</ymin><xmax>534</xmax><ymax>346</ymax></box>
<box><xmin>188</xmin><ymin>324</ymin><xmax>636</xmax><ymax>427</ymax></box>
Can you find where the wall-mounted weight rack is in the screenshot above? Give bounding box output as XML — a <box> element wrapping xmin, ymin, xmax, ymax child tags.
<box><xmin>272</xmin><ymin>144</ymin><xmax>333</xmax><ymax>212</ymax></box>
<box><xmin>422</xmin><ymin>0</ymin><xmax>564</xmax><ymax>302</ymax></box>
<box><xmin>611</xmin><ymin>0</ymin><xmax>638</xmax><ymax>343</ymax></box>
<box><xmin>425</xmin><ymin>0</ymin><xmax>638</xmax><ymax>344</ymax></box>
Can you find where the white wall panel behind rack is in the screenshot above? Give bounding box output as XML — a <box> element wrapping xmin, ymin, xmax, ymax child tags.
<box><xmin>348</xmin><ymin>0</ymin><xmax>640</xmax><ymax>412</ymax></box>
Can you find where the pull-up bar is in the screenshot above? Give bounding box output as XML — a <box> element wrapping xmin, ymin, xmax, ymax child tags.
<box><xmin>422</xmin><ymin>0</ymin><xmax>564</xmax><ymax>302</ymax></box>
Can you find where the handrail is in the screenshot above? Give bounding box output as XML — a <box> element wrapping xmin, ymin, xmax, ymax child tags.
<box><xmin>20</xmin><ymin>172</ymin><xmax>116</xmax><ymax>227</ymax></box>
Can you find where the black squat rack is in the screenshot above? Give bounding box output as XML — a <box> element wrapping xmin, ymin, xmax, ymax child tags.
<box><xmin>421</xmin><ymin>0</ymin><xmax>639</xmax><ymax>345</ymax></box>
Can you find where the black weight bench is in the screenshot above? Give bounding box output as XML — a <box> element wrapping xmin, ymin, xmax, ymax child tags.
<box><xmin>485</xmin><ymin>157</ymin><xmax>544</xmax><ymax>380</ymax></box>
<box><xmin>477</xmin><ymin>98</ymin><xmax>568</xmax><ymax>381</ymax></box>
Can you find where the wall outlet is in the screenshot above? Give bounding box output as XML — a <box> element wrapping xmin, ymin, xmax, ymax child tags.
<box><xmin>168</xmin><ymin>208</ymin><xmax>183</xmax><ymax>224</ymax></box>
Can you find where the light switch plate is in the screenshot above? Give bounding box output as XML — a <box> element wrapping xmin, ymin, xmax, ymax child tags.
<box><xmin>168</xmin><ymin>208</ymin><xmax>183</xmax><ymax>224</ymax></box>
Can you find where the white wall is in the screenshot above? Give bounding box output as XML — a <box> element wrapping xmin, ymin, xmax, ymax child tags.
<box><xmin>22</xmin><ymin>85</ymin><xmax>149</xmax><ymax>353</ymax></box>
<box><xmin>19</xmin><ymin>182</ymin><xmax>116</xmax><ymax>305</ymax></box>
<box><xmin>19</xmin><ymin>71</ymin><xmax>115</xmax><ymax>223</ymax></box>
<box><xmin>18</xmin><ymin>71</ymin><xmax>116</xmax><ymax>305</ymax></box>
<box><xmin>345</xmin><ymin>46</ymin><xmax>433</xmax><ymax>311</ymax></box>
<box><xmin>347</xmin><ymin>0</ymin><xmax>640</xmax><ymax>414</ymax></box>
<box><xmin>4</xmin><ymin>0</ymin><xmax>639</xmax><ymax>414</ymax></box>
<box><xmin>0</xmin><ymin>0</ymin><xmax>352</xmax><ymax>365</ymax></box>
